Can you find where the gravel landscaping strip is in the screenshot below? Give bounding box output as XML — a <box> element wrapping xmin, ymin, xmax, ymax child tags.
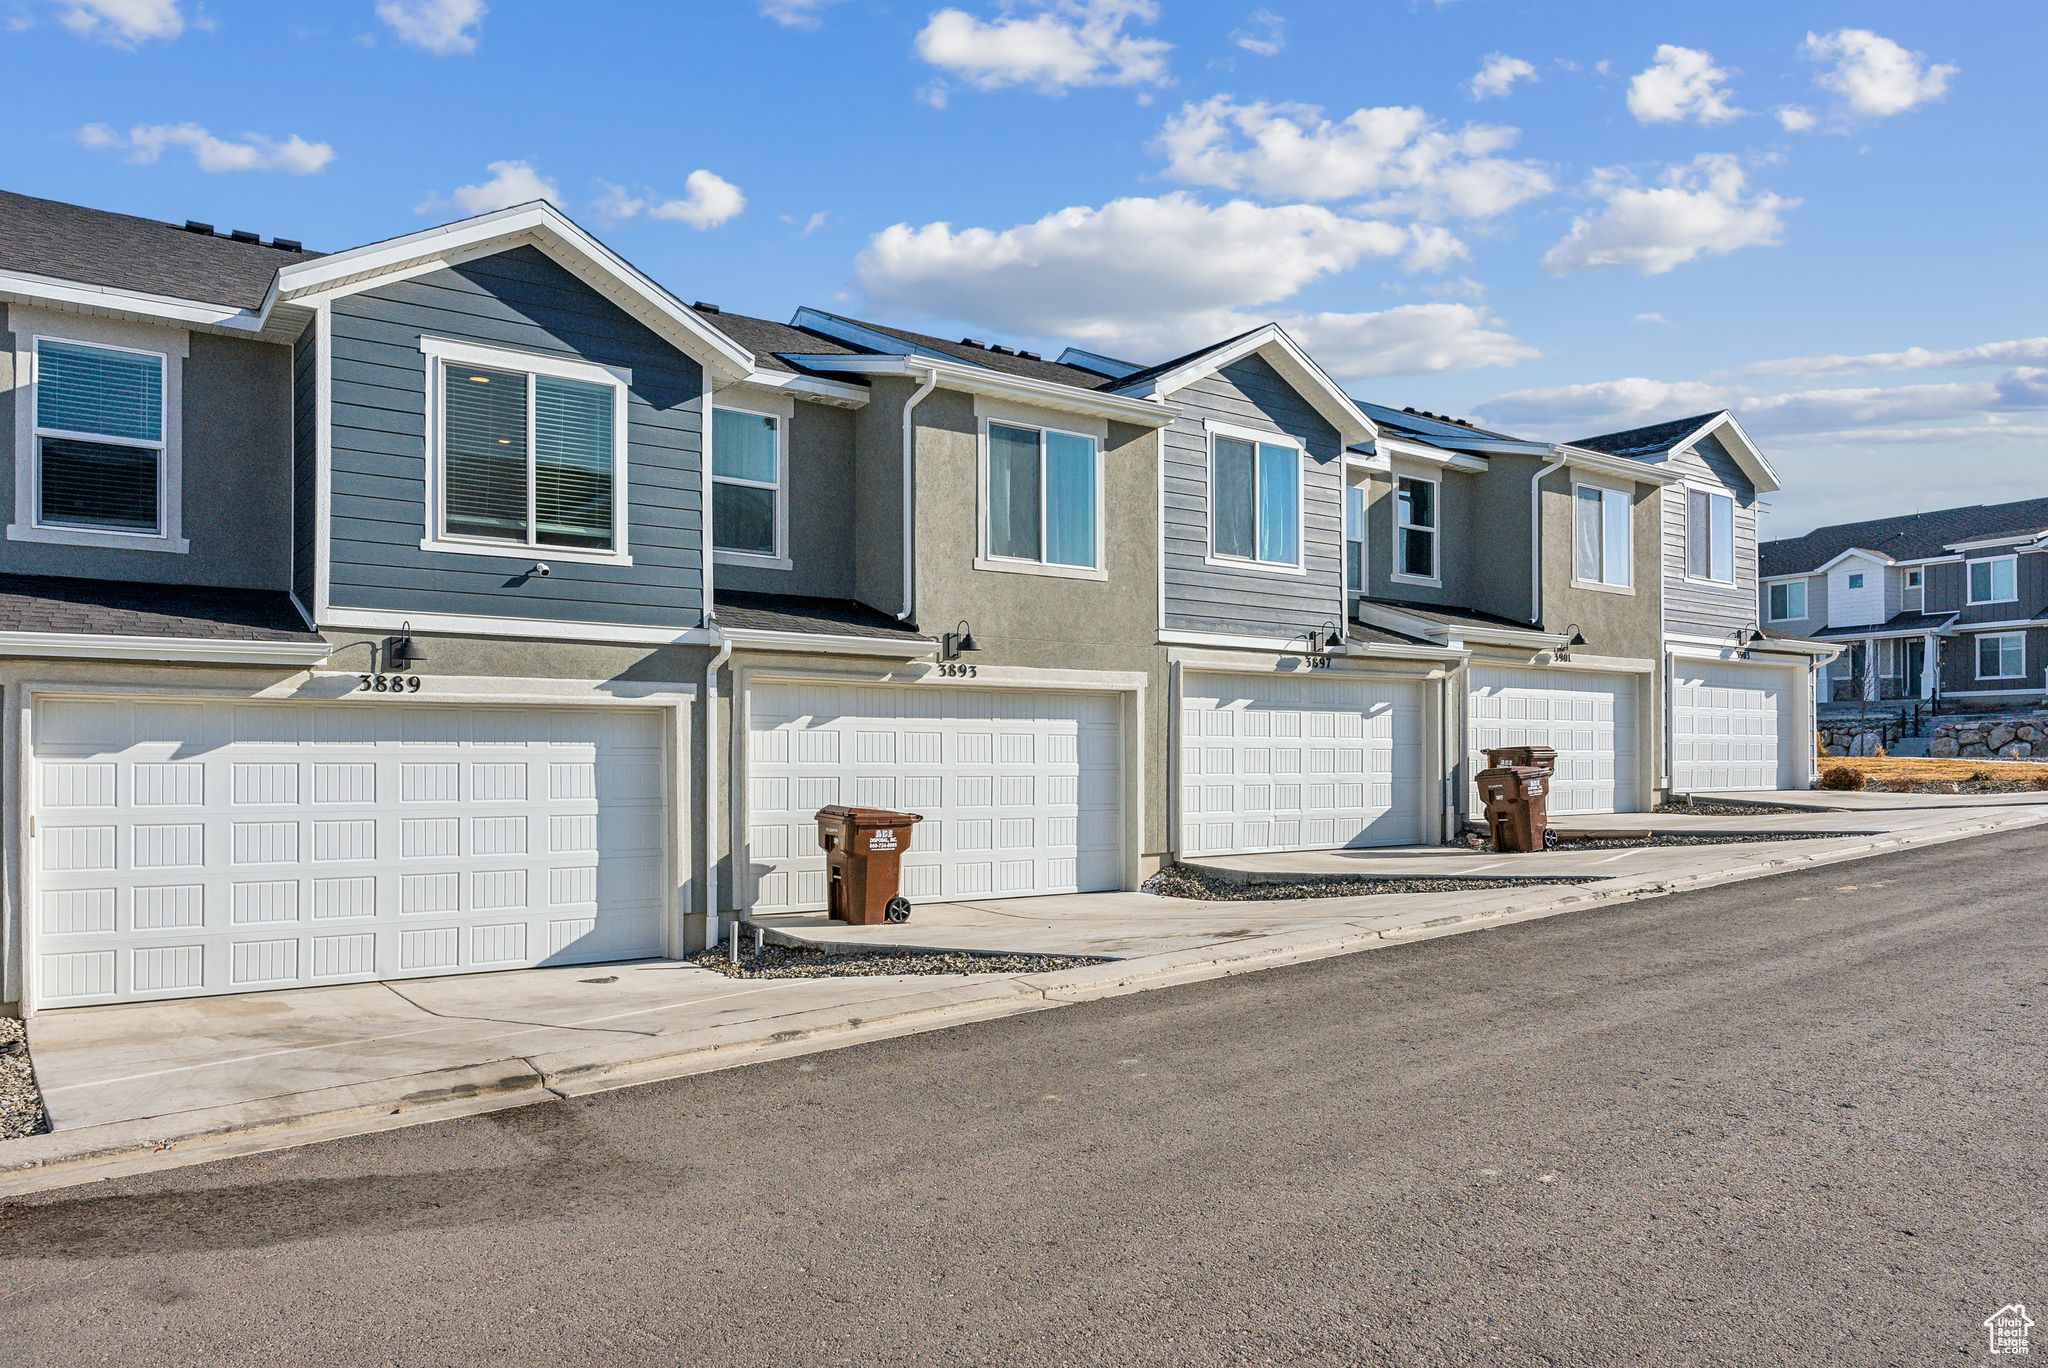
<box><xmin>1</xmin><ymin>1016</ymin><xmax>47</xmax><ymax>1140</ymax></box>
<box><xmin>693</xmin><ymin>943</ymin><xmax>1105</xmax><ymax>980</ymax></box>
<box><xmin>1653</xmin><ymin>798</ymin><xmax>1805</xmax><ymax>816</ymax></box>
<box><xmin>1144</xmin><ymin>864</ymin><xmax>1590</xmax><ymax>902</ymax></box>
<box><xmin>1555</xmin><ymin>832</ymin><xmax>1837</xmax><ymax>850</ymax></box>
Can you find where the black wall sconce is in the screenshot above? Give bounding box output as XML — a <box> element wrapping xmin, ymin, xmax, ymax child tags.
<box><xmin>942</xmin><ymin>620</ymin><xmax>979</xmax><ymax>662</ymax></box>
<box><xmin>1308</xmin><ymin>620</ymin><xmax>1345</xmax><ymax>654</ymax></box>
<box><xmin>1555</xmin><ymin>623</ymin><xmax>1588</xmax><ymax>662</ymax></box>
<box><xmin>1734</xmin><ymin>622</ymin><xmax>1762</xmax><ymax>658</ymax></box>
<box><xmin>385</xmin><ymin>621</ymin><xmax>425</xmax><ymax>671</ymax></box>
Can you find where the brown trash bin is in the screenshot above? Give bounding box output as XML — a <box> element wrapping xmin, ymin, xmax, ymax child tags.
<box><xmin>815</xmin><ymin>805</ymin><xmax>925</xmax><ymax>925</ymax></box>
<box><xmin>1474</xmin><ymin>763</ymin><xmax>1555</xmax><ymax>854</ymax></box>
<box><xmin>1482</xmin><ymin>744</ymin><xmax>1557</xmax><ymax>776</ymax></box>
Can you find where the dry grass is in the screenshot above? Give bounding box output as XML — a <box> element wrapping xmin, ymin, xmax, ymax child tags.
<box><xmin>1835</xmin><ymin>756</ymin><xmax>2046</xmax><ymax>783</ymax></box>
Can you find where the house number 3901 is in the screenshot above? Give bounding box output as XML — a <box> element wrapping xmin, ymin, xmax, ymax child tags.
<box><xmin>357</xmin><ymin>674</ymin><xmax>423</xmax><ymax>693</ymax></box>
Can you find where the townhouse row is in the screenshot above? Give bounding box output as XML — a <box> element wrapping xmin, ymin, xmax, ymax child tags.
<box><xmin>0</xmin><ymin>190</ymin><xmax>1833</xmax><ymax>1014</ymax></box>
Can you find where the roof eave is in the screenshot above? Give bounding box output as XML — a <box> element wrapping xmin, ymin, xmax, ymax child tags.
<box><xmin>1118</xmin><ymin>324</ymin><xmax>1376</xmax><ymax>446</ymax></box>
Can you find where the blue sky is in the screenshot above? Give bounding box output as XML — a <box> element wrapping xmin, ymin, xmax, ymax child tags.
<box><xmin>4</xmin><ymin>0</ymin><xmax>2040</xmax><ymax>536</ymax></box>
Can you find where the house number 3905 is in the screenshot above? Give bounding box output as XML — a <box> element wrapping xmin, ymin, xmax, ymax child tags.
<box><xmin>357</xmin><ymin>674</ymin><xmax>423</xmax><ymax>693</ymax></box>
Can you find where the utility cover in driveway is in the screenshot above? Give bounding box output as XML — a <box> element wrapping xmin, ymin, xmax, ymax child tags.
<box><xmin>1180</xmin><ymin>671</ymin><xmax>1426</xmax><ymax>855</ymax></box>
<box><xmin>745</xmin><ymin>682</ymin><xmax>1124</xmax><ymax>915</ymax></box>
<box><xmin>30</xmin><ymin>699</ymin><xmax>668</xmax><ymax>1008</ymax></box>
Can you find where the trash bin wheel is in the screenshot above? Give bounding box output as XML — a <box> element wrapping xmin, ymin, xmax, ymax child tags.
<box><xmin>884</xmin><ymin>896</ymin><xmax>912</xmax><ymax>924</ymax></box>
<box><xmin>1542</xmin><ymin>827</ymin><xmax>1561</xmax><ymax>851</ymax></box>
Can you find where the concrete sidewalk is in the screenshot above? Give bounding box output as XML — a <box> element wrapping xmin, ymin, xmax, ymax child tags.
<box><xmin>5</xmin><ymin>797</ymin><xmax>2042</xmax><ymax>1198</ymax></box>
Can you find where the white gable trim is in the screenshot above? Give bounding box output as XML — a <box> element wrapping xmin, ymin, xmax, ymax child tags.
<box><xmin>1116</xmin><ymin>325</ymin><xmax>1375</xmax><ymax>447</ymax></box>
<box><xmin>1812</xmin><ymin>546</ymin><xmax>1895</xmax><ymax>574</ymax></box>
<box><xmin>274</xmin><ymin>201</ymin><xmax>754</xmax><ymax>383</ymax></box>
<box><xmin>1672</xmin><ymin>411</ymin><xmax>1778</xmax><ymax>494</ymax></box>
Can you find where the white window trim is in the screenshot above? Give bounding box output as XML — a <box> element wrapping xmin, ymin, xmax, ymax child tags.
<box><xmin>1682</xmin><ymin>484</ymin><xmax>1737</xmax><ymax>586</ymax></box>
<box><xmin>1570</xmin><ymin>477</ymin><xmax>1633</xmax><ymax>593</ymax></box>
<box><xmin>9</xmin><ymin>316</ymin><xmax>190</xmax><ymax>554</ymax></box>
<box><xmin>1344</xmin><ymin>481</ymin><xmax>1368</xmax><ymax>598</ymax></box>
<box><xmin>711</xmin><ymin>401</ymin><xmax>790</xmax><ymax>568</ymax></box>
<box><xmin>1766</xmin><ymin>579</ymin><xmax>1808</xmax><ymax>623</ymax></box>
<box><xmin>1202</xmin><ymin>419</ymin><xmax>1307</xmax><ymax>577</ymax></box>
<box><xmin>418</xmin><ymin>335</ymin><xmax>632</xmax><ymax>567</ymax></box>
<box><xmin>1976</xmin><ymin>630</ymin><xmax>2027</xmax><ymax>681</ymax></box>
<box><xmin>975</xmin><ymin>416</ymin><xmax>1107</xmax><ymax>581</ymax></box>
<box><xmin>1967</xmin><ymin>554</ymin><xmax>2018</xmax><ymax>606</ymax></box>
<box><xmin>1905</xmin><ymin>568</ymin><xmax>1924</xmax><ymax>588</ymax></box>
<box><xmin>1390</xmin><ymin>471</ymin><xmax>1441</xmax><ymax>588</ymax></box>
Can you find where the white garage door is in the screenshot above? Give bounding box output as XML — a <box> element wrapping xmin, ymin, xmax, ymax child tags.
<box><xmin>1180</xmin><ymin>671</ymin><xmax>1426</xmax><ymax>856</ymax></box>
<box><xmin>1467</xmin><ymin>665</ymin><xmax>1640</xmax><ymax>816</ymax></box>
<box><xmin>745</xmin><ymin>682</ymin><xmax>1123</xmax><ymax>916</ymax></box>
<box><xmin>1671</xmin><ymin>660</ymin><xmax>1797</xmax><ymax>791</ymax></box>
<box><xmin>31</xmin><ymin>698</ymin><xmax>668</xmax><ymax>1009</ymax></box>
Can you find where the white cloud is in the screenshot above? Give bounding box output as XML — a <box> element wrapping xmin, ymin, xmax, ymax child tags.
<box><xmin>1626</xmin><ymin>44</ymin><xmax>1743</xmax><ymax>125</ymax></box>
<box><xmin>1775</xmin><ymin>104</ymin><xmax>1817</xmax><ymax>132</ymax></box>
<box><xmin>1231</xmin><ymin>9</ymin><xmax>1284</xmax><ymax>57</ymax></box>
<box><xmin>1541</xmin><ymin>154</ymin><xmax>1794</xmax><ymax>277</ymax></box>
<box><xmin>78</xmin><ymin>121</ymin><xmax>334</xmax><ymax>174</ymax></box>
<box><xmin>1801</xmin><ymin>28</ymin><xmax>1956</xmax><ymax>119</ymax></box>
<box><xmin>1633</xmin><ymin>312</ymin><xmax>1673</xmax><ymax>326</ymax></box>
<box><xmin>1154</xmin><ymin>95</ymin><xmax>1552</xmax><ymax>220</ymax></box>
<box><xmin>1738</xmin><ymin>337</ymin><xmax>2048</xmax><ymax>379</ymax></box>
<box><xmin>759</xmin><ymin>0</ymin><xmax>843</xmax><ymax>27</ymax></box>
<box><xmin>1286</xmin><ymin>303</ymin><xmax>1538</xmax><ymax>379</ymax></box>
<box><xmin>914</xmin><ymin>0</ymin><xmax>1170</xmax><ymax>97</ymax></box>
<box><xmin>1476</xmin><ymin>377</ymin><xmax>1728</xmax><ymax>437</ymax></box>
<box><xmin>590</xmin><ymin>171</ymin><xmax>745</xmax><ymax>229</ymax></box>
<box><xmin>855</xmin><ymin>192</ymin><xmax>1451</xmax><ymax>358</ymax></box>
<box><xmin>649</xmin><ymin>170</ymin><xmax>746</xmax><ymax>229</ymax></box>
<box><xmin>52</xmin><ymin>0</ymin><xmax>184</xmax><ymax>45</ymax></box>
<box><xmin>435</xmin><ymin>159</ymin><xmax>558</xmax><ymax>215</ymax></box>
<box><xmin>1467</xmin><ymin>53</ymin><xmax>1535</xmax><ymax>101</ymax></box>
<box><xmin>376</xmin><ymin>0</ymin><xmax>484</xmax><ymax>54</ymax></box>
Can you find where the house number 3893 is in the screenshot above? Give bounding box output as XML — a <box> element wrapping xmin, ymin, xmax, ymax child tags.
<box><xmin>937</xmin><ymin>662</ymin><xmax>978</xmax><ymax>678</ymax></box>
<box><xmin>357</xmin><ymin>674</ymin><xmax>423</xmax><ymax>693</ymax></box>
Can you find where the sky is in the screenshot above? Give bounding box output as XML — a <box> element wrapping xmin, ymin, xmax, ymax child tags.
<box><xmin>3</xmin><ymin>0</ymin><xmax>2041</xmax><ymax>538</ymax></box>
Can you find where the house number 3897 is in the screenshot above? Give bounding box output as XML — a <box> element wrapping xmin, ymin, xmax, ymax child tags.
<box><xmin>357</xmin><ymin>674</ymin><xmax>423</xmax><ymax>693</ymax></box>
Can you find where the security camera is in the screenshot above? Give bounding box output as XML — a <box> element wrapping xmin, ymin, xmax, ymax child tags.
<box><xmin>532</xmin><ymin>562</ymin><xmax>552</xmax><ymax>578</ymax></box>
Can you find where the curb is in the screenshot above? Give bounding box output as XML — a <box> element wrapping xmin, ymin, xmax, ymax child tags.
<box><xmin>4</xmin><ymin>806</ymin><xmax>2040</xmax><ymax>1198</ymax></box>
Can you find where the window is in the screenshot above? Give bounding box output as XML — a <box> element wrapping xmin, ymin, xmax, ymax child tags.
<box><xmin>1394</xmin><ymin>475</ymin><xmax>1438</xmax><ymax>582</ymax></box>
<box><xmin>31</xmin><ymin>337</ymin><xmax>167</xmax><ymax>537</ymax></box>
<box><xmin>1209</xmin><ymin>429</ymin><xmax>1301</xmax><ymax>568</ymax></box>
<box><xmin>1573</xmin><ymin>483</ymin><xmax>1631</xmax><ymax>588</ymax></box>
<box><xmin>1968</xmin><ymin>556</ymin><xmax>2017</xmax><ymax>605</ymax></box>
<box><xmin>1686</xmin><ymin>488</ymin><xmax>1735</xmax><ymax>582</ymax></box>
<box><xmin>1906</xmin><ymin>568</ymin><xmax>1924</xmax><ymax>589</ymax></box>
<box><xmin>1847</xmin><ymin>572</ymin><xmax>1865</xmax><ymax>590</ymax></box>
<box><xmin>713</xmin><ymin>408</ymin><xmax>783</xmax><ymax>560</ymax></box>
<box><xmin>425</xmin><ymin>339</ymin><xmax>627</xmax><ymax>559</ymax></box>
<box><xmin>1344</xmin><ymin>484</ymin><xmax>1366</xmax><ymax>595</ymax></box>
<box><xmin>982</xmin><ymin>420</ymin><xmax>1099</xmax><ymax>572</ymax></box>
<box><xmin>1977</xmin><ymin>632</ymin><xmax>2025</xmax><ymax>680</ymax></box>
<box><xmin>1767</xmin><ymin>580</ymin><xmax>1808</xmax><ymax>622</ymax></box>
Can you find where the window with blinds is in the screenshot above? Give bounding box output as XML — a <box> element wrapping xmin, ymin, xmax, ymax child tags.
<box><xmin>435</xmin><ymin>348</ymin><xmax>623</xmax><ymax>554</ymax></box>
<box><xmin>33</xmin><ymin>338</ymin><xmax>166</xmax><ymax>535</ymax></box>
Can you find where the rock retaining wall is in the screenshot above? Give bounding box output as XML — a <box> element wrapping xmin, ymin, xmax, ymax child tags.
<box><xmin>1819</xmin><ymin>715</ymin><xmax>1907</xmax><ymax>757</ymax></box>
<box><xmin>1930</xmin><ymin>715</ymin><xmax>2048</xmax><ymax>759</ymax></box>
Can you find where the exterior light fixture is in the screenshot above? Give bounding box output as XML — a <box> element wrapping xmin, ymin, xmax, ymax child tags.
<box><xmin>1556</xmin><ymin>623</ymin><xmax>1587</xmax><ymax>663</ymax></box>
<box><xmin>386</xmin><ymin>621</ymin><xmax>424</xmax><ymax>671</ymax></box>
<box><xmin>1310</xmin><ymin>620</ymin><xmax>1345</xmax><ymax>654</ymax></box>
<box><xmin>1735</xmin><ymin>622</ymin><xmax>1762</xmax><ymax>658</ymax></box>
<box><xmin>942</xmin><ymin>620</ymin><xmax>979</xmax><ymax>662</ymax></box>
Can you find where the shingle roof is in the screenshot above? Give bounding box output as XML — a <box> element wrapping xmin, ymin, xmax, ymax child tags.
<box><xmin>0</xmin><ymin>189</ymin><xmax>320</xmax><ymax>311</ymax></box>
<box><xmin>1367</xmin><ymin>598</ymin><xmax>1542</xmax><ymax>632</ymax></box>
<box><xmin>698</xmin><ymin>310</ymin><xmax>870</xmax><ymax>377</ymax></box>
<box><xmin>798</xmin><ymin>311</ymin><xmax>1127</xmax><ymax>392</ymax></box>
<box><xmin>1344</xmin><ymin>618</ymin><xmax>1441</xmax><ymax>649</ymax></box>
<box><xmin>1810</xmin><ymin>610</ymin><xmax>1956</xmax><ymax>640</ymax></box>
<box><xmin>713</xmin><ymin>590</ymin><xmax>932</xmax><ymax>642</ymax></box>
<box><xmin>1760</xmin><ymin>496</ymin><xmax>2048</xmax><ymax>577</ymax></box>
<box><xmin>1100</xmin><ymin>326</ymin><xmax>1267</xmax><ymax>395</ymax></box>
<box><xmin>1572</xmin><ymin>412</ymin><xmax>1724</xmax><ymax>458</ymax></box>
<box><xmin>0</xmin><ymin>573</ymin><xmax>321</xmax><ymax>643</ymax></box>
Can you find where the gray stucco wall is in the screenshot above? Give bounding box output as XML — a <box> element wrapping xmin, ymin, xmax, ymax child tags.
<box><xmin>326</xmin><ymin>245</ymin><xmax>706</xmax><ymax>629</ymax></box>
<box><xmin>1537</xmin><ymin>466</ymin><xmax>1665</xmax><ymax>662</ymax></box>
<box><xmin>851</xmin><ymin>375</ymin><xmax>910</xmax><ymax>617</ymax></box>
<box><xmin>0</xmin><ymin>303</ymin><xmax>293</xmax><ymax>590</ymax></box>
<box><xmin>714</xmin><ymin>396</ymin><xmax>858</xmax><ymax>601</ymax></box>
<box><xmin>1161</xmin><ymin>355</ymin><xmax>1347</xmax><ymax>639</ymax></box>
<box><xmin>1362</xmin><ymin>464</ymin><xmax>1480</xmax><ymax>610</ymax></box>
<box><xmin>1661</xmin><ymin>433</ymin><xmax>1759</xmax><ymax>638</ymax></box>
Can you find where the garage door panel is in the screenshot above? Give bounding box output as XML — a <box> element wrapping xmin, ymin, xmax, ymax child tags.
<box><xmin>1180</xmin><ymin>673</ymin><xmax>1426</xmax><ymax>856</ymax></box>
<box><xmin>746</xmin><ymin>683</ymin><xmax>1123</xmax><ymax>916</ymax></box>
<box><xmin>1467</xmin><ymin>666</ymin><xmax>1640</xmax><ymax>816</ymax></box>
<box><xmin>1671</xmin><ymin>661</ymin><xmax>1796</xmax><ymax>792</ymax></box>
<box><xmin>32</xmin><ymin>700</ymin><xmax>670</xmax><ymax>1009</ymax></box>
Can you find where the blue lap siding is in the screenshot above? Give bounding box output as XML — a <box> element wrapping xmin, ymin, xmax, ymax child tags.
<box><xmin>324</xmin><ymin>245</ymin><xmax>706</xmax><ymax>629</ymax></box>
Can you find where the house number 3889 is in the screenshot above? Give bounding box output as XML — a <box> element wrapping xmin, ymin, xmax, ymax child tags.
<box><xmin>357</xmin><ymin>674</ymin><xmax>423</xmax><ymax>693</ymax></box>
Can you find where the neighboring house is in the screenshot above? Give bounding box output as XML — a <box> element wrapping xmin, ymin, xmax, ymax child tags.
<box><xmin>1759</xmin><ymin>495</ymin><xmax>2048</xmax><ymax>709</ymax></box>
<box><xmin>1575</xmin><ymin>412</ymin><xmax>1834</xmax><ymax>793</ymax></box>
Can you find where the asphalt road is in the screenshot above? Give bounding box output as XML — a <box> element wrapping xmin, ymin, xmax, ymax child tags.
<box><xmin>4</xmin><ymin>828</ymin><xmax>2044</xmax><ymax>1367</ymax></box>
